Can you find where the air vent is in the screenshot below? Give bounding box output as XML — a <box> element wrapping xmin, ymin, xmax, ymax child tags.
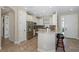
<box><xmin>27</xmin><ymin>11</ymin><xmax>32</xmax><ymax>15</ymax></box>
<box><xmin>53</xmin><ymin>12</ymin><xmax>56</xmax><ymax>14</ymax></box>
<box><xmin>36</xmin><ymin>16</ymin><xmax>41</xmax><ymax>19</ymax></box>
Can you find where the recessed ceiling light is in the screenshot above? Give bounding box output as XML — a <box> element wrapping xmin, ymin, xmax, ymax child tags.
<box><xmin>25</xmin><ymin>8</ymin><xmax>27</xmax><ymax>10</ymax></box>
<box><xmin>49</xmin><ymin>6</ymin><xmax>52</xmax><ymax>8</ymax></box>
<box><xmin>69</xmin><ymin>9</ymin><xmax>73</xmax><ymax>11</ymax></box>
<box><xmin>2</xmin><ymin>8</ymin><xmax>6</xmax><ymax>10</ymax></box>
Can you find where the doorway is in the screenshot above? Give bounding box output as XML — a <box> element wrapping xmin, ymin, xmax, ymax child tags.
<box><xmin>1</xmin><ymin>7</ymin><xmax>15</xmax><ymax>49</ymax></box>
<box><xmin>61</xmin><ymin>14</ymin><xmax>78</xmax><ymax>39</ymax></box>
<box><xmin>61</xmin><ymin>16</ymin><xmax>64</xmax><ymax>34</ymax></box>
<box><xmin>1</xmin><ymin>15</ymin><xmax>9</xmax><ymax>39</ymax></box>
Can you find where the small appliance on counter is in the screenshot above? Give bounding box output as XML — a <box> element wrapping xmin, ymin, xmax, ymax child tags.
<box><xmin>49</xmin><ymin>25</ymin><xmax>56</xmax><ymax>32</ymax></box>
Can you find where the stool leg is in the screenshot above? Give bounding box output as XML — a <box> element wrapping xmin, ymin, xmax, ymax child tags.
<box><xmin>56</xmin><ymin>44</ymin><xmax>57</xmax><ymax>51</ymax></box>
<box><xmin>56</xmin><ymin>38</ymin><xmax>59</xmax><ymax>51</ymax></box>
<box><xmin>62</xmin><ymin>39</ymin><xmax>65</xmax><ymax>52</ymax></box>
<box><xmin>63</xmin><ymin>42</ymin><xmax>65</xmax><ymax>52</ymax></box>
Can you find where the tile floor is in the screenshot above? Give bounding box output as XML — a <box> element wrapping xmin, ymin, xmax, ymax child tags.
<box><xmin>0</xmin><ymin>37</ymin><xmax>79</xmax><ymax>52</ymax></box>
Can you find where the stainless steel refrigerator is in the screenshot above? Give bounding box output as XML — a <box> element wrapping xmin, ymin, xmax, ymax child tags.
<box><xmin>27</xmin><ymin>21</ymin><xmax>34</xmax><ymax>40</ymax></box>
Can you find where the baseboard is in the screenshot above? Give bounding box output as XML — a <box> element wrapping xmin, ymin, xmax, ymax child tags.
<box><xmin>14</xmin><ymin>39</ymin><xmax>27</xmax><ymax>44</ymax></box>
<box><xmin>65</xmin><ymin>37</ymin><xmax>79</xmax><ymax>40</ymax></box>
<box><xmin>14</xmin><ymin>41</ymin><xmax>20</xmax><ymax>44</ymax></box>
<box><xmin>9</xmin><ymin>39</ymin><xmax>14</xmax><ymax>42</ymax></box>
<box><xmin>75</xmin><ymin>38</ymin><xmax>79</xmax><ymax>40</ymax></box>
<box><xmin>38</xmin><ymin>48</ymin><xmax>56</xmax><ymax>52</ymax></box>
<box><xmin>0</xmin><ymin>46</ymin><xmax>1</xmax><ymax>50</ymax></box>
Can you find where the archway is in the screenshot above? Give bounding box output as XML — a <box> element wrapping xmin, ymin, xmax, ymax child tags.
<box><xmin>0</xmin><ymin>6</ymin><xmax>15</xmax><ymax>50</ymax></box>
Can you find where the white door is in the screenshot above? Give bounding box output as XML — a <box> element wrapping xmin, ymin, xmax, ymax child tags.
<box><xmin>63</xmin><ymin>14</ymin><xmax>78</xmax><ymax>38</ymax></box>
<box><xmin>18</xmin><ymin>10</ymin><xmax>26</xmax><ymax>42</ymax></box>
<box><xmin>4</xmin><ymin>16</ymin><xmax>9</xmax><ymax>39</ymax></box>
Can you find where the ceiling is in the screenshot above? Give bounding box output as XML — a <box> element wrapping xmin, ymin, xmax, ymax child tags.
<box><xmin>1</xmin><ymin>6</ymin><xmax>79</xmax><ymax>17</ymax></box>
<box><xmin>1</xmin><ymin>7</ymin><xmax>13</xmax><ymax>14</ymax></box>
<box><xmin>24</xmin><ymin>6</ymin><xmax>79</xmax><ymax>17</ymax></box>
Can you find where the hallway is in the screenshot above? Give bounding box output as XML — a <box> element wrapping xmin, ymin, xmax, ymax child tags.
<box><xmin>0</xmin><ymin>37</ymin><xmax>37</xmax><ymax>52</ymax></box>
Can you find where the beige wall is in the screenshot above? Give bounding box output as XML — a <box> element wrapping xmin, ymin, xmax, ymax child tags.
<box><xmin>7</xmin><ymin>7</ymin><xmax>27</xmax><ymax>44</ymax></box>
<box><xmin>9</xmin><ymin>7</ymin><xmax>18</xmax><ymax>43</ymax></box>
<box><xmin>8</xmin><ymin>11</ymin><xmax>15</xmax><ymax>42</ymax></box>
<box><xmin>1</xmin><ymin>7</ymin><xmax>15</xmax><ymax>42</ymax></box>
<box><xmin>57</xmin><ymin>14</ymin><xmax>62</xmax><ymax>32</ymax></box>
<box><xmin>0</xmin><ymin>6</ymin><xmax>18</xmax><ymax>49</ymax></box>
<box><xmin>77</xmin><ymin>14</ymin><xmax>79</xmax><ymax>38</ymax></box>
<box><xmin>0</xmin><ymin>7</ymin><xmax>1</xmax><ymax>49</ymax></box>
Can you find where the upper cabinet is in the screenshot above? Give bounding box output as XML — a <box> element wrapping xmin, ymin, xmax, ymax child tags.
<box><xmin>43</xmin><ymin>16</ymin><xmax>54</xmax><ymax>26</ymax></box>
<box><xmin>26</xmin><ymin>12</ymin><xmax>57</xmax><ymax>27</ymax></box>
<box><xmin>48</xmin><ymin>13</ymin><xmax>57</xmax><ymax>26</ymax></box>
<box><xmin>43</xmin><ymin>16</ymin><xmax>50</xmax><ymax>25</ymax></box>
<box><xmin>32</xmin><ymin>16</ymin><xmax>38</xmax><ymax>23</ymax></box>
<box><xmin>27</xmin><ymin>15</ymin><xmax>33</xmax><ymax>21</ymax></box>
<box><xmin>26</xmin><ymin>14</ymin><xmax>38</xmax><ymax>23</ymax></box>
<box><xmin>52</xmin><ymin>13</ymin><xmax>57</xmax><ymax>25</ymax></box>
<box><xmin>37</xmin><ymin>18</ymin><xmax>43</xmax><ymax>25</ymax></box>
<box><xmin>50</xmin><ymin>15</ymin><xmax>53</xmax><ymax>25</ymax></box>
<box><xmin>52</xmin><ymin>12</ymin><xmax>57</xmax><ymax>32</ymax></box>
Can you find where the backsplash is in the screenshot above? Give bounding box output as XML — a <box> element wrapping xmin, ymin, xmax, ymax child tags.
<box><xmin>49</xmin><ymin>25</ymin><xmax>56</xmax><ymax>32</ymax></box>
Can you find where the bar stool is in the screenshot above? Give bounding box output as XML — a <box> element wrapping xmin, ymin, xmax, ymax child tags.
<box><xmin>56</xmin><ymin>33</ymin><xmax>65</xmax><ymax>52</ymax></box>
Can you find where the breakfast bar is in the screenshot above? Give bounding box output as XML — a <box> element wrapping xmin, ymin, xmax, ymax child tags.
<box><xmin>37</xmin><ymin>30</ymin><xmax>56</xmax><ymax>52</ymax></box>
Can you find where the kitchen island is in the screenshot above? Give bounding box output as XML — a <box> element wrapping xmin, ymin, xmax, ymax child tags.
<box><xmin>37</xmin><ymin>30</ymin><xmax>56</xmax><ymax>52</ymax></box>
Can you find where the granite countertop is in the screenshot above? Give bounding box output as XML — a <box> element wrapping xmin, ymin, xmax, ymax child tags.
<box><xmin>37</xmin><ymin>29</ymin><xmax>56</xmax><ymax>33</ymax></box>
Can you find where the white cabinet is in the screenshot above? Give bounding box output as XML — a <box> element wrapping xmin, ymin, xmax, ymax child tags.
<box><xmin>26</xmin><ymin>13</ymin><xmax>57</xmax><ymax>26</ymax></box>
<box><xmin>50</xmin><ymin>15</ymin><xmax>53</xmax><ymax>25</ymax></box>
<box><xmin>52</xmin><ymin>13</ymin><xmax>57</xmax><ymax>32</ymax></box>
<box><xmin>37</xmin><ymin>18</ymin><xmax>43</xmax><ymax>25</ymax></box>
<box><xmin>53</xmin><ymin>14</ymin><xmax>57</xmax><ymax>25</ymax></box>
<box><xmin>27</xmin><ymin>15</ymin><xmax>38</xmax><ymax>23</ymax></box>
<box><xmin>43</xmin><ymin>16</ymin><xmax>50</xmax><ymax>24</ymax></box>
<box><xmin>27</xmin><ymin>15</ymin><xmax>33</xmax><ymax>21</ymax></box>
<box><xmin>49</xmin><ymin>14</ymin><xmax>57</xmax><ymax>25</ymax></box>
<box><xmin>37</xmin><ymin>16</ymin><xmax>52</xmax><ymax>26</ymax></box>
<box><xmin>42</xmin><ymin>16</ymin><xmax>54</xmax><ymax>27</ymax></box>
<box><xmin>32</xmin><ymin>16</ymin><xmax>38</xmax><ymax>23</ymax></box>
<box><xmin>38</xmin><ymin>31</ymin><xmax>56</xmax><ymax>52</ymax></box>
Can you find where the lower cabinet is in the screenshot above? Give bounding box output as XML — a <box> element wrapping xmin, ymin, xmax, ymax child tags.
<box><xmin>27</xmin><ymin>31</ymin><xmax>33</xmax><ymax>40</ymax></box>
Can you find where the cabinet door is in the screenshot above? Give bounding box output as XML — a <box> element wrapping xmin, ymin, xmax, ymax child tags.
<box><xmin>53</xmin><ymin>13</ymin><xmax>57</xmax><ymax>32</ymax></box>
<box><xmin>53</xmin><ymin>14</ymin><xmax>57</xmax><ymax>25</ymax></box>
<box><xmin>27</xmin><ymin>15</ymin><xmax>33</xmax><ymax>21</ymax></box>
<box><xmin>37</xmin><ymin>19</ymin><xmax>43</xmax><ymax>25</ymax></box>
<box><xmin>43</xmin><ymin>17</ymin><xmax>50</xmax><ymax>24</ymax></box>
<box><xmin>50</xmin><ymin>16</ymin><xmax>53</xmax><ymax>25</ymax></box>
